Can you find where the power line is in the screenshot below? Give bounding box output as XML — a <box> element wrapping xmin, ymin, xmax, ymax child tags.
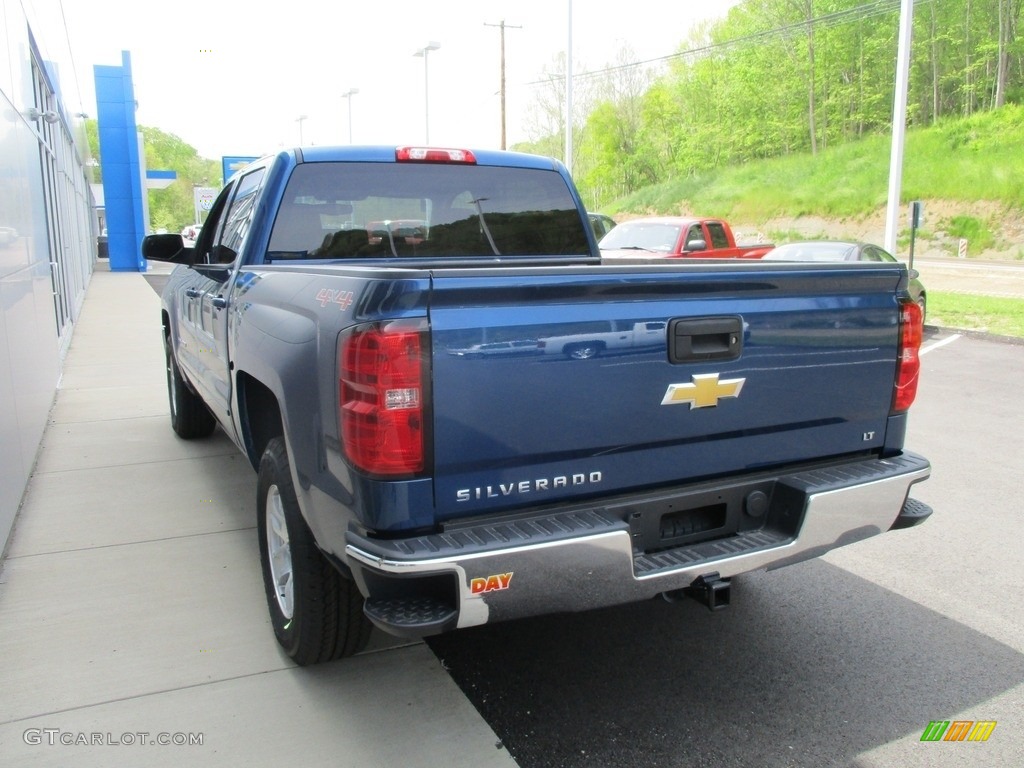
<box><xmin>58</xmin><ymin>0</ymin><xmax>85</xmax><ymax>116</ymax></box>
<box><xmin>525</xmin><ymin>0</ymin><xmax>918</xmax><ymax>87</ymax></box>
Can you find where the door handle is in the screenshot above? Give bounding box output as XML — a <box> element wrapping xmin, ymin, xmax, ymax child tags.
<box><xmin>185</xmin><ymin>288</ymin><xmax>201</xmax><ymax>298</ymax></box>
<box><xmin>669</xmin><ymin>317</ymin><xmax>743</xmax><ymax>363</ymax></box>
<box><xmin>211</xmin><ymin>296</ymin><xmax>227</xmax><ymax>310</ymax></box>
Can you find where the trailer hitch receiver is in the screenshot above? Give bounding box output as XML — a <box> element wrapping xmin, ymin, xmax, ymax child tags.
<box><xmin>686</xmin><ymin>571</ymin><xmax>731</xmax><ymax>611</ymax></box>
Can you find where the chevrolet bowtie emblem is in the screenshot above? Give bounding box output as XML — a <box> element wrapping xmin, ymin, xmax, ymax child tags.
<box><xmin>661</xmin><ymin>373</ymin><xmax>746</xmax><ymax>409</ymax></box>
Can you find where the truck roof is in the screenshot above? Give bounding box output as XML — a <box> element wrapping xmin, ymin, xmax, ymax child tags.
<box><xmin>284</xmin><ymin>145</ymin><xmax>566</xmax><ymax>171</ymax></box>
<box><xmin>615</xmin><ymin>216</ymin><xmax>718</xmax><ymax>226</ymax></box>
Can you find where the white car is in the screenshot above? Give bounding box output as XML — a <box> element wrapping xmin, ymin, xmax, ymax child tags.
<box><xmin>448</xmin><ymin>340</ymin><xmax>540</xmax><ymax>358</ymax></box>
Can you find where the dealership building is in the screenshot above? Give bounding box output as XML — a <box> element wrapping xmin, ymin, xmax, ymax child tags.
<box><xmin>1</xmin><ymin>2</ymin><xmax>103</xmax><ymax>552</ymax></box>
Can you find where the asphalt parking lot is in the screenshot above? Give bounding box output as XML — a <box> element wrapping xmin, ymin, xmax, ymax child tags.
<box><xmin>2</xmin><ymin>261</ymin><xmax>1021</xmax><ymax>767</ymax></box>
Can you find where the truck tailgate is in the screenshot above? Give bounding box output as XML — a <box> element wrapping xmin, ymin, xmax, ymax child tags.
<box><xmin>428</xmin><ymin>263</ymin><xmax>907</xmax><ymax>520</ymax></box>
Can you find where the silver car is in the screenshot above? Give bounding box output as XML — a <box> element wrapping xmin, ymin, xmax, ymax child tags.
<box><xmin>762</xmin><ymin>241</ymin><xmax>927</xmax><ymax>318</ymax></box>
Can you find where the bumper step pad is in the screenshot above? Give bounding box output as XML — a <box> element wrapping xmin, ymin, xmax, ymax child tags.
<box><xmin>890</xmin><ymin>497</ymin><xmax>933</xmax><ymax>529</ymax></box>
<box><xmin>363</xmin><ymin>596</ymin><xmax>457</xmax><ymax>637</ymax></box>
<box><xmin>634</xmin><ymin>528</ymin><xmax>791</xmax><ymax>577</ymax></box>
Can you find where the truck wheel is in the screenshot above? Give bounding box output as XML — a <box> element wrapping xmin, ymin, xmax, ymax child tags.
<box><xmin>257</xmin><ymin>437</ymin><xmax>371</xmax><ymax>665</ymax></box>
<box><xmin>165</xmin><ymin>336</ymin><xmax>216</xmax><ymax>439</ymax></box>
<box><xmin>566</xmin><ymin>342</ymin><xmax>600</xmax><ymax>360</ymax></box>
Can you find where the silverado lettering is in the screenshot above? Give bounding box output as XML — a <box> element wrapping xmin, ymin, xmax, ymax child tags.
<box><xmin>456</xmin><ymin>472</ymin><xmax>604</xmax><ymax>502</ymax></box>
<box><xmin>143</xmin><ymin>144</ymin><xmax>931</xmax><ymax>667</ymax></box>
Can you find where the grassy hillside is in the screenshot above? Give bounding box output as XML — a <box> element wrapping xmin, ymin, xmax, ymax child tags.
<box><xmin>606</xmin><ymin>105</ymin><xmax>1024</xmax><ymax>258</ymax></box>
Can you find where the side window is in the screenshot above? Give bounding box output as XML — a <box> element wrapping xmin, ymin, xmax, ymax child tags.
<box><xmin>861</xmin><ymin>246</ymin><xmax>883</xmax><ymax>262</ymax></box>
<box><xmin>216</xmin><ymin>169</ymin><xmax>266</xmax><ymax>264</ymax></box>
<box><xmin>193</xmin><ymin>184</ymin><xmax>234</xmax><ymax>264</ymax></box>
<box><xmin>707</xmin><ymin>223</ymin><xmax>730</xmax><ymax>249</ymax></box>
<box><xmin>684</xmin><ymin>225</ymin><xmax>704</xmax><ymax>248</ymax></box>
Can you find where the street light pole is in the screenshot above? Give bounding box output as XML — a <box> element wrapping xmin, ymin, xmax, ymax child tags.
<box><xmin>341</xmin><ymin>88</ymin><xmax>359</xmax><ymax>144</ymax></box>
<box><xmin>413</xmin><ymin>41</ymin><xmax>441</xmax><ymax>143</ymax></box>
<box><xmin>296</xmin><ymin>114</ymin><xmax>308</xmax><ymax>146</ymax></box>
<box><xmin>884</xmin><ymin>0</ymin><xmax>915</xmax><ymax>256</ymax></box>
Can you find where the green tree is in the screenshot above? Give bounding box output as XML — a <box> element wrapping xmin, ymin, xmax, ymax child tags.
<box><xmin>522</xmin><ymin>0</ymin><xmax>1023</xmax><ymax>209</ymax></box>
<box><xmin>85</xmin><ymin>120</ymin><xmax>221</xmax><ymax>233</ymax></box>
<box><xmin>141</xmin><ymin>126</ymin><xmax>221</xmax><ymax>232</ymax></box>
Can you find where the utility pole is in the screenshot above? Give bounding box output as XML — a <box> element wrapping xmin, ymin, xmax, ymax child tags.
<box><xmin>485</xmin><ymin>20</ymin><xmax>521</xmax><ymax>150</ymax></box>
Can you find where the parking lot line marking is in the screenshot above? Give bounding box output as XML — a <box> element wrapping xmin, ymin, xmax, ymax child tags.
<box><xmin>920</xmin><ymin>334</ymin><xmax>962</xmax><ymax>356</ymax></box>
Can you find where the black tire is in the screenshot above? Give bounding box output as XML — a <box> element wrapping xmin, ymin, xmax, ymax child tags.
<box><xmin>257</xmin><ymin>437</ymin><xmax>371</xmax><ymax>665</ymax></box>
<box><xmin>164</xmin><ymin>335</ymin><xmax>216</xmax><ymax>439</ymax></box>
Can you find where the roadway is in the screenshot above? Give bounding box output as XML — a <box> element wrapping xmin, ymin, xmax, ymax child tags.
<box><xmin>912</xmin><ymin>256</ymin><xmax>1024</xmax><ymax>299</ymax></box>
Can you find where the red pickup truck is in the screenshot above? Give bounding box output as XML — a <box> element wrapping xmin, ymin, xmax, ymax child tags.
<box><xmin>599</xmin><ymin>217</ymin><xmax>772</xmax><ymax>260</ymax></box>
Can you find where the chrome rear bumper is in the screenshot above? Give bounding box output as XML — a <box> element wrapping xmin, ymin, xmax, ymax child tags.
<box><xmin>346</xmin><ymin>452</ymin><xmax>930</xmax><ymax>637</ymax></box>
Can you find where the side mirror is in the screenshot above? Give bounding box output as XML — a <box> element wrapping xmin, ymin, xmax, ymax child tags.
<box><xmin>686</xmin><ymin>239</ymin><xmax>707</xmax><ymax>252</ymax></box>
<box><xmin>142</xmin><ymin>234</ymin><xmax>194</xmax><ymax>265</ymax></box>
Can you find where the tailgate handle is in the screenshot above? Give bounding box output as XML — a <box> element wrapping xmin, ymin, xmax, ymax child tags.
<box><xmin>669</xmin><ymin>317</ymin><xmax>743</xmax><ymax>363</ymax></box>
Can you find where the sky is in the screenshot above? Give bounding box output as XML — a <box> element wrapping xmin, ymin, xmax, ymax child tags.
<box><xmin>61</xmin><ymin>0</ymin><xmax>741</xmax><ymax>161</ymax></box>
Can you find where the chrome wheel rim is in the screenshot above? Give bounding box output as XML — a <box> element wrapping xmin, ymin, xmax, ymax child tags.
<box><xmin>166</xmin><ymin>351</ymin><xmax>178</xmax><ymax>419</ymax></box>
<box><xmin>265</xmin><ymin>484</ymin><xmax>294</xmax><ymax>619</ymax></box>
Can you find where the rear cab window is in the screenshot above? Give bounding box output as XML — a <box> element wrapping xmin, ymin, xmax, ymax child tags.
<box><xmin>265</xmin><ymin>162</ymin><xmax>591</xmax><ymax>261</ymax></box>
<box><xmin>706</xmin><ymin>222</ymin><xmax>731</xmax><ymax>250</ymax></box>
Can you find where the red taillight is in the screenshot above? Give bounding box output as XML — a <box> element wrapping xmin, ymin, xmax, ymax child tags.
<box><xmin>892</xmin><ymin>298</ymin><xmax>923</xmax><ymax>413</ymax></box>
<box><xmin>395</xmin><ymin>146</ymin><xmax>476</xmax><ymax>164</ymax></box>
<box><xmin>339</xmin><ymin>320</ymin><xmax>427</xmax><ymax>475</ymax></box>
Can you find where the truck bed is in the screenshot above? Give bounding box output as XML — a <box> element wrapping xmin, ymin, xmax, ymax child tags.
<box><xmin>239</xmin><ymin>258</ymin><xmax>920</xmax><ymax>543</ymax></box>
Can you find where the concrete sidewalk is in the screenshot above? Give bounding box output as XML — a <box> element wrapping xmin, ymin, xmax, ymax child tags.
<box><xmin>0</xmin><ymin>264</ymin><xmax>515</xmax><ymax>767</ymax></box>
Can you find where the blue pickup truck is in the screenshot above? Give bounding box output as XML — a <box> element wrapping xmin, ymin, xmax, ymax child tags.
<box><xmin>143</xmin><ymin>146</ymin><xmax>931</xmax><ymax>666</ymax></box>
